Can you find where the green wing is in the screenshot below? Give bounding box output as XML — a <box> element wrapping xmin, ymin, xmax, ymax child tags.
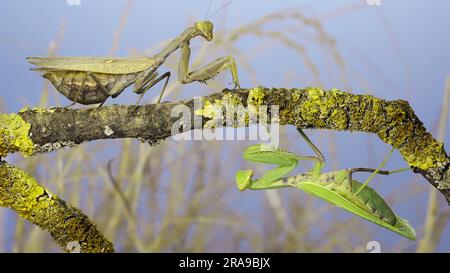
<box><xmin>27</xmin><ymin>56</ymin><xmax>156</xmax><ymax>74</ymax></box>
<box><xmin>298</xmin><ymin>181</ymin><xmax>416</xmax><ymax>240</ymax></box>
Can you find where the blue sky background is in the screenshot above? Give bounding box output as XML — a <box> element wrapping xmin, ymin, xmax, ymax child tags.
<box><xmin>0</xmin><ymin>0</ymin><xmax>449</xmax><ymax>252</ymax></box>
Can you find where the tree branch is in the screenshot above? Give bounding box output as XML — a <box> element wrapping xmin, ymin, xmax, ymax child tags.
<box><xmin>0</xmin><ymin>161</ymin><xmax>114</xmax><ymax>252</ymax></box>
<box><xmin>2</xmin><ymin>87</ymin><xmax>449</xmax><ymax>205</ymax></box>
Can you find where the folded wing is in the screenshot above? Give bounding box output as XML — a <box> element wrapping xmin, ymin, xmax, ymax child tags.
<box><xmin>27</xmin><ymin>57</ymin><xmax>156</xmax><ymax>74</ymax></box>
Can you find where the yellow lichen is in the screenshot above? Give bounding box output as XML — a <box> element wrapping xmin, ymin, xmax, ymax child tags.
<box><xmin>19</xmin><ymin>106</ymin><xmax>54</xmax><ymax>114</ymax></box>
<box><xmin>0</xmin><ymin>163</ymin><xmax>54</xmax><ymax>216</ymax></box>
<box><xmin>33</xmin><ymin>107</ymin><xmax>55</xmax><ymax>113</ymax></box>
<box><xmin>246</xmin><ymin>87</ymin><xmax>268</xmax><ymax>126</ymax></box>
<box><xmin>247</xmin><ymin>86</ymin><xmax>265</xmax><ymax>106</ymax></box>
<box><xmin>330</xmin><ymin>109</ymin><xmax>348</xmax><ymax>130</ymax></box>
<box><xmin>306</xmin><ymin>87</ymin><xmax>325</xmax><ymax>100</ymax></box>
<box><xmin>0</xmin><ymin>113</ymin><xmax>34</xmax><ymax>157</ymax></box>
<box><xmin>291</xmin><ymin>90</ymin><xmax>301</xmax><ymax>102</ymax></box>
<box><xmin>401</xmin><ymin>140</ymin><xmax>446</xmax><ymax>171</ymax></box>
<box><xmin>194</xmin><ymin>93</ymin><xmax>244</xmax><ymax>128</ymax></box>
<box><xmin>18</xmin><ymin>106</ymin><xmax>31</xmax><ymax>113</ymax></box>
<box><xmin>298</xmin><ymin>87</ymin><xmax>334</xmax><ymax>127</ymax></box>
<box><xmin>194</xmin><ymin>100</ymin><xmax>216</xmax><ymax>119</ymax></box>
<box><xmin>224</xmin><ymin>92</ymin><xmax>244</xmax><ymax>106</ymax></box>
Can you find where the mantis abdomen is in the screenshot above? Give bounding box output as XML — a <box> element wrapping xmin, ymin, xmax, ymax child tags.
<box><xmin>43</xmin><ymin>70</ymin><xmax>140</xmax><ymax>104</ymax></box>
<box><xmin>349</xmin><ymin>180</ymin><xmax>397</xmax><ymax>225</ymax></box>
<box><xmin>305</xmin><ymin>172</ymin><xmax>398</xmax><ymax>226</ymax></box>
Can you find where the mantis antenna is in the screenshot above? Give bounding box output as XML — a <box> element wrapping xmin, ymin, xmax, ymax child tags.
<box><xmin>207</xmin><ymin>0</ymin><xmax>236</xmax><ymax>20</ymax></box>
<box><xmin>204</xmin><ymin>0</ymin><xmax>213</xmax><ymax>20</ymax></box>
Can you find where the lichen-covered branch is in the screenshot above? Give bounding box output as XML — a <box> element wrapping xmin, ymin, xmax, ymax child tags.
<box><xmin>0</xmin><ymin>161</ymin><xmax>114</xmax><ymax>252</ymax></box>
<box><xmin>2</xmin><ymin>87</ymin><xmax>449</xmax><ymax>204</ymax></box>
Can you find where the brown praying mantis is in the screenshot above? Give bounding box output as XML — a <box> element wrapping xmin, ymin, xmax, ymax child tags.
<box><xmin>27</xmin><ymin>20</ymin><xmax>240</xmax><ymax>106</ymax></box>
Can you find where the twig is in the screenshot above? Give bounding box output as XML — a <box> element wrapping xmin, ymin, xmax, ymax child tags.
<box><xmin>0</xmin><ymin>162</ymin><xmax>114</xmax><ymax>252</ymax></box>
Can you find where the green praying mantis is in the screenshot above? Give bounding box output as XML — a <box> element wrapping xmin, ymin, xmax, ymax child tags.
<box><xmin>27</xmin><ymin>3</ymin><xmax>240</xmax><ymax>107</ymax></box>
<box><xmin>235</xmin><ymin>128</ymin><xmax>416</xmax><ymax>240</ymax></box>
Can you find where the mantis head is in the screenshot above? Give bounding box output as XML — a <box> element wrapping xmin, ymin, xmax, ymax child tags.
<box><xmin>235</xmin><ymin>169</ymin><xmax>253</xmax><ymax>191</ymax></box>
<box><xmin>194</xmin><ymin>21</ymin><xmax>214</xmax><ymax>41</ymax></box>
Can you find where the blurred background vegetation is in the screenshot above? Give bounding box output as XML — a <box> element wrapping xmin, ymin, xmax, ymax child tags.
<box><xmin>0</xmin><ymin>0</ymin><xmax>449</xmax><ymax>252</ymax></box>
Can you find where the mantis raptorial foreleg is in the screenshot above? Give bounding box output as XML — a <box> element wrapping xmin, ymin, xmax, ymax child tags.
<box><xmin>178</xmin><ymin>41</ymin><xmax>241</xmax><ymax>89</ymax></box>
<box><xmin>235</xmin><ymin>143</ymin><xmax>321</xmax><ymax>190</ymax></box>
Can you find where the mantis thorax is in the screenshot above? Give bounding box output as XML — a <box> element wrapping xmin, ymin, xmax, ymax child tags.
<box><xmin>316</xmin><ymin>170</ymin><xmax>350</xmax><ymax>190</ymax></box>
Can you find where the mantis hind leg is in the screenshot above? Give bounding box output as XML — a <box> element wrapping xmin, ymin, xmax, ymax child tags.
<box><xmin>63</xmin><ymin>101</ymin><xmax>76</xmax><ymax>108</ymax></box>
<box><xmin>63</xmin><ymin>73</ymin><xmax>88</xmax><ymax>108</ymax></box>
<box><xmin>135</xmin><ymin>71</ymin><xmax>171</xmax><ymax>104</ymax></box>
<box><xmin>86</xmin><ymin>72</ymin><xmax>111</xmax><ymax>108</ymax></box>
<box><xmin>178</xmin><ymin>42</ymin><xmax>241</xmax><ymax>89</ymax></box>
<box><xmin>349</xmin><ymin>148</ymin><xmax>410</xmax><ymax>196</ymax></box>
